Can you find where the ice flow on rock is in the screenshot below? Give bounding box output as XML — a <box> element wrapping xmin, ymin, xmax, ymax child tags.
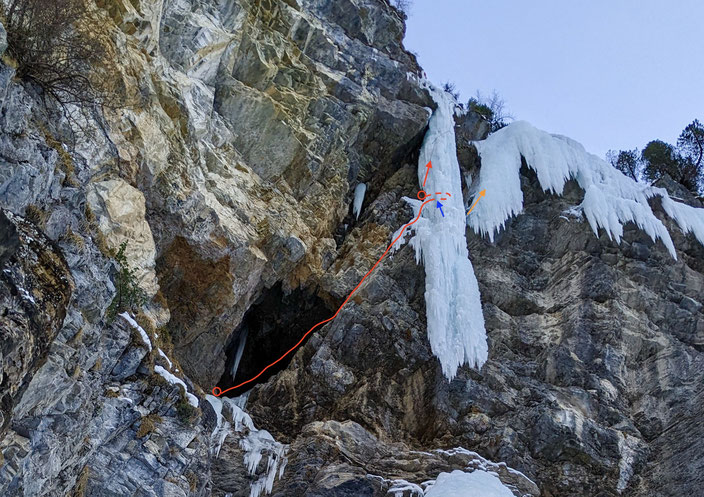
<box><xmin>393</xmin><ymin>84</ymin><xmax>488</xmax><ymax>380</ymax></box>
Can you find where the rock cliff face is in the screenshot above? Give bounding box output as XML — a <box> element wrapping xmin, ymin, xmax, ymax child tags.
<box><xmin>0</xmin><ymin>0</ymin><xmax>702</xmax><ymax>496</ymax></box>
<box><xmin>249</xmin><ymin>162</ymin><xmax>704</xmax><ymax>496</ymax></box>
<box><xmin>107</xmin><ymin>0</ymin><xmax>433</xmax><ymax>389</ymax></box>
<box><xmin>0</xmin><ymin>210</ymin><xmax>73</xmax><ymax>437</ymax></box>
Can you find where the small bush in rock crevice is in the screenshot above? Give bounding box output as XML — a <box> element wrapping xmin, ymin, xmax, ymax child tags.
<box><xmin>2</xmin><ymin>0</ymin><xmax>122</xmax><ymax>112</ymax></box>
<box><xmin>107</xmin><ymin>242</ymin><xmax>146</xmax><ymax>321</ymax></box>
<box><xmin>176</xmin><ymin>397</ymin><xmax>200</xmax><ymax>425</ymax></box>
<box><xmin>136</xmin><ymin>413</ymin><xmax>162</xmax><ymax>438</ymax></box>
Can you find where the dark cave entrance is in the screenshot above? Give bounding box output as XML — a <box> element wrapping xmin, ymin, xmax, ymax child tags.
<box><xmin>216</xmin><ymin>283</ymin><xmax>332</xmax><ymax>397</ymax></box>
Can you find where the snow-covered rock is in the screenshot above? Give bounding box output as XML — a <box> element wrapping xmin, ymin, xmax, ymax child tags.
<box><xmin>424</xmin><ymin>469</ymin><xmax>515</xmax><ymax>497</ymax></box>
<box><xmin>154</xmin><ymin>365</ymin><xmax>199</xmax><ymax>407</ymax></box>
<box><xmin>119</xmin><ymin>312</ymin><xmax>152</xmax><ymax>351</ymax></box>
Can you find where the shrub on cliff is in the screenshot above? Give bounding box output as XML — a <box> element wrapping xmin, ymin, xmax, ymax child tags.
<box><xmin>468</xmin><ymin>98</ymin><xmax>494</xmax><ymax>121</ymax></box>
<box><xmin>1</xmin><ymin>0</ymin><xmax>119</xmax><ymax>111</ymax></box>
<box><xmin>107</xmin><ymin>242</ymin><xmax>146</xmax><ymax>320</ymax></box>
<box><xmin>442</xmin><ymin>81</ymin><xmax>460</xmax><ymax>101</ymax></box>
<box><xmin>469</xmin><ymin>90</ymin><xmax>514</xmax><ymax>132</ymax></box>
<box><xmin>391</xmin><ymin>0</ymin><xmax>412</xmax><ymax>15</ymax></box>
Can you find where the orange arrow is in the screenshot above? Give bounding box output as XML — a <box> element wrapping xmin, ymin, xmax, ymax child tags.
<box><xmin>422</xmin><ymin>161</ymin><xmax>432</xmax><ymax>187</ymax></box>
<box><xmin>466</xmin><ymin>189</ymin><xmax>486</xmax><ymax>215</ymax></box>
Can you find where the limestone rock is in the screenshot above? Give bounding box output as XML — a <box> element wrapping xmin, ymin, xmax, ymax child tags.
<box><xmin>0</xmin><ymin>0</ymin><xmax>702</xmax><ymax>495</ymax></box>
<box><xmin>249</xmin><ymin>162</ymin><xmax>704</xmax><ymax>496</ymax></box>
<box><xmin>95</xmin><ymin>0</ymin><xmax>434</xmax><ymax>387</ymax></box>
<box><xmin>87</xmin><ymin>178</ymin><xmax>159</xmax><ymax>296</ymax></box>
<box><xmin>0</xmin><ymin>210</ymin><xmax>73</xmax><ymax>437</ymax></box>
<box><xmin>0</xmin><ymin>21</ymin><xmax>7</xmax><ymax>57</ymax></box>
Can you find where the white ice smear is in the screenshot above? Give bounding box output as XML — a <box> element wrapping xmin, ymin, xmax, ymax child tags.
<box><xmin>158</xmin><ymin>348</ymin><xmax>173</xmax><ymax>369</ymax></box>
<box><xmin>154</xmin><ymin>365</ymin><xmax>199</xmax><ymax>407</ymax></box>
<box><xmin>424</xmin><ymin>470</ymin><xmax>515</xmax><ymax>497</ymax></box>
<box><xmin>206</xmin><ymin>395</ymin><xmax>288</xmax><ymax>497</ymax></box>
<box><xmin>353</xmin><ymin>183</ymin><xmax>367</xmax><ymax>220</ymax></box>
<box><xmin>230</xmin><ymin>328</ymin><xmax>249</xmax><ymax>379</ymax></box>
<box><xmin>120</xmin><ymin>312</ymin><xmax>152</xmax><ymax>351</ymax></box>
<box><xmin>470</xmin><ymin>121</ymin><xmax>704</xmax><ymax>258</ymax></box>
<box><xmin>19</xmin><ymin>287</ymin><xmax>36</xmax><ymax>304</ymax></box>
<box><xmin>393</xmin><ymin>83</ymin><xmax>488</xmax><ymax>380</ymax></box>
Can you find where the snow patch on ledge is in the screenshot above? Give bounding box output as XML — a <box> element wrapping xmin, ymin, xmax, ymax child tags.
<box><xmin>154</xmin><ymin>365</ymin><xmax>198</xmax><ymax>407</ymax></box>
<box><xmin>469</xmin><ymin>121</ymin><xmax>704</xmax><ymax>258</ymax></box>
<box><xmin>424</xmin><ymin>470</ymin><xmax>514</xmax><ymax>497</ymax></box>
<box><xmin>392</xmin><ymin>83</ymin><xmax>487</xmax><ymax>380</ymax></box>
<box><xmin>158</xmin><ymin>348</ymin><xmax>173</xmax><ymax>369</ymax></box>
<box><xmin>119</xmin><ymin>312</ymin><xmax>152</xmax><ymax>351</ymax></box>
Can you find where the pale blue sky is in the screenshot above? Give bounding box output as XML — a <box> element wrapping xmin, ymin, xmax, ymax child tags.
<box><xmin>403</xmin><ymin>1</ymin><xmax>704</xmax><ymax>159</ymax></box>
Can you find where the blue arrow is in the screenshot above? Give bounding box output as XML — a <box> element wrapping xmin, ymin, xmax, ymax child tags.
<box><xmin>436</xmin><ymin>201</ymin><xmax>445</xmax><ymax>217</ymax></box>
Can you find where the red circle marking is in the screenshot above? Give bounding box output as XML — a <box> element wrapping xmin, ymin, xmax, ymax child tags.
<box><xmin>213</xmin><ymin>197</ymin><xmax>437</xmax><ymax>397</ymax></box>
<box><xmin>417</xmin><ymin>190</ymin><xmax>427</xmax><ymax>200</ymax></box>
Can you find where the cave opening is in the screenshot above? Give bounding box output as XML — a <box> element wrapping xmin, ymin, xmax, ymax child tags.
<box><xmin>216</xmin><ymin>283</ymin><xmax>332</xmax><ymax>397</ymax></box>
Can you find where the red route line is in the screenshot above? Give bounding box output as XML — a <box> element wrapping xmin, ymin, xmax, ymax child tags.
<box><xmin>422</xmin><ymin>161</ymin><xmax>432</xmax><ymax>187</ymax></box>
<box><xmin>213</xmin><ymin>197</ymin><xmax>437</xmax><ymax>397</ymax></box>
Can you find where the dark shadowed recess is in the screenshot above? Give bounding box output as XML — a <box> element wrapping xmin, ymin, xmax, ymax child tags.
<box><xmin>216</xmin><ymin>283</ymin><xmax>332</xmax><ymax>396</ymax></box>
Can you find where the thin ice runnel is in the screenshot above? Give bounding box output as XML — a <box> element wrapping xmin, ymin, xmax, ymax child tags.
<box><xmin>206</xmin><ymin>395</ymin><xmax>288</xmax><ymax>497</ymax></box>
<box><xmin>393</xmin><ymin>83</ymin><xmax>488</xmax><ymax>380</ymax></box>
<box><xmin>231</xmin><ymin>328</ymin><xmax>249</xmax><ymax>378</ymax></box>
<box><xmin>353</xmin><ymin>183</ymin><xmax>367</xmax><ymax>220</ymax></box>
<box><xmin>468</xmin><ymin>121</ymin><xmax>704</xmax><ymax>258</ymax></box>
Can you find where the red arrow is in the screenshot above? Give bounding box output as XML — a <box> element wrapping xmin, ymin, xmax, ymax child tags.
<box><xmin>422</xmin><ymin>161</ymin><xmax>432</xmax><ymax>187</ymax></box>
